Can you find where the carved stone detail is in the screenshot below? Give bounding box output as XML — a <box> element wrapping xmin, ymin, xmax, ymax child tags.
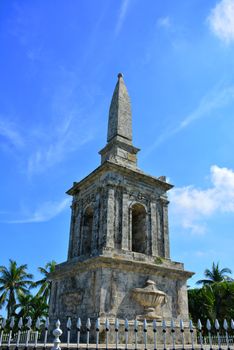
<box><xmin>61</xmin><ymin>291</ymin><xmax>83</xmax><ymax>314</ymax></box>
<box><xmin>131</xmin><ymin>280</ymin><xmax>166</xmax><ymax>320</ymax></box>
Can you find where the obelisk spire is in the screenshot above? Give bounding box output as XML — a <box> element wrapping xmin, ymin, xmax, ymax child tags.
<box><xmin>99</xmin><ymin>73</ymin><xmax>140</xmax><ymax>169</ymax></box>
<box><xmin>107</xmin><ymin>73</ymin><xmax>132</xmax><ymax>145</ymax></box>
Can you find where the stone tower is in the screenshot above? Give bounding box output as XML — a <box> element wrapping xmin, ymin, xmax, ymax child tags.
<box><xmin>49</xmin><ymin>74</ymin><xmax>193</xmax><ymax>328</ymax></box>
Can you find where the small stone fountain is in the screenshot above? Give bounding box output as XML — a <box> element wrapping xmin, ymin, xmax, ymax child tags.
<box><xmin>131</xmin><ymin>279</ymin><xmax>166</xmax><ymax>320</ymax></box>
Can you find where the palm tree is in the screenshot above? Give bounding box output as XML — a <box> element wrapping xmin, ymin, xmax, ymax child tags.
<box><xmin>15</xmin><ymin>293</ymin><xmax>48</xmax><ymax>323</ymax></box>
<box><xmin>0</xmin><ymin>260</ymin><xmax>34</xmax><ymax>318</ymax></box>
<box><xmin>30</xmin><ymin>295</ymin><xmax>49</xmax><ymax>322</ymax></box>
<box><xmin>35</xmin><ymin>261</ymin><xmax>56</xmax><ymax>304</ymax></box>
<box><xmin>197</xmin><ymin>262</ymin><xmax>233</xmax><ymax>285</ymax></box>
<box><xmin>189</xmin><ymin>281</ymin><xmax>234</xmax><ymax>322</ymax></box>
<box><xmin>14</xmin><ymin>293</ymin><xmax>34</xmax><ymax>319</ymax></box>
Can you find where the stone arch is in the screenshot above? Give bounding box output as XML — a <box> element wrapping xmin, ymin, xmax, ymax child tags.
<box><xmin>131</xmin><ymin>203</ymin><xmax>147</xmax><ymax>254</ymax></box>
<box><xmin>81</xmin><ymin>206</ymin><xmax>94</xmax><ymax>256</ymax></box>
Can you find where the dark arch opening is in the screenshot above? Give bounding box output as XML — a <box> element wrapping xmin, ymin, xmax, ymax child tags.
<box><xmin>132</xmin><ymin>203</ymin><xmax>147</xmax><ymax>254</ymax></box>
<box><xmin>82</xmin><ymin>206</ymin><xmax>93</xmax><ymax>256</ymax></box>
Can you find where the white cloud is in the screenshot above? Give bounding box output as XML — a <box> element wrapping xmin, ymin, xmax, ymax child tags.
<box><xmin>170</xmin><ymin>165</ymin><xmax>234</xmax><ymax>234</ymax></box>
<box><xmin>208</xmin><ymin>0</ymin><xmax>234</xmax><ymax>44</ymax></box>
<box><xmin>2</xmin><ymin>198</ymin><xmax>70</xmax><ymax>224</ymax></box>
<box><xmin>0</xmin><ymin>117</ymin><xmax>24</xmax><ymax>148</ymax></box>
<box><xmin>144</xmin><ymin>85</ymin><xmax>234</xmax><ymax>156</ymax></box>
<box><xmin>0</xmin><ymin>108</ymin><xmax>94</xmax><ymax>176</ymax></box>
<box><xmin>27</xmin><ymin>111</ymin><xmax>94</xmax><ymax>176</ymax></box>
<box><xmin>157</xmin><ymin>16</ymin><xmax>171</xmax><ymax>29</ymax></box>
<box><xmin>115</xmin><ymin>0</ymin><xmax>130</xmax><ymax>35</ymax></box>
<box><xmin>0</xmin><ymin>75</ymin><xmax>97</xmax><ymax>177</ymax></box>
<box><xmin>26</xmin><ymin>73</ymin><xmax>98</xmax><ymax>176</ymax></box>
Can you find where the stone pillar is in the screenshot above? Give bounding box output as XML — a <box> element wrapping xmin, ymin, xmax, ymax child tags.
<box><xmin>50</xmin><ymin>280</ymin><xmax>59</xmax><ymax>316</ymax></box>
<box><xmin>67</xmin><ymin>201</ymin><xmax>76</xmax><ymax>260</ymax></box>
<box><xmin>177</xmin><ymin>280</ymin><xmax>189</xmax><ymax>319</ymax></box>
<box><xmin>128</xmin><ymin>206</ymin><xmax>132</xmax><ymax>251</ymax></box>
<box><xmin>73</xmin><ymin>207</ymin><xmax>82</xmax><ymax>257</ymax></box>
<box><xmin>114</xmin><ymin>188</ymin><xmax>122</xmax><ymax>249</ymax></box>
<box><xmin>161</xmin><ymin>197</ymin><xmax>170</xmax><ymax>259</ymax></box>
<box><xmin>92</xmin><ymin>192</ymin><xmax>100</xmax><ymax>253</ymax></box>
<box><xmin>121</xmin><ymin>190</ymin><xmax>129</xmax><ymax>250</ymax></box>
<box><xmin>156</xmin><ymin>199</ymin><xmax>164</xmax><ymax>257</ymax></box>
<box><xmin>106</xmin><ymin>186</ymin><xmax>115</xmax><ymax>249</ymax></box>
<box><xmin>150</xmin><ymin>201</ymin><xmax>158</xmax><ymax>256</ymax></box>
<box><xmin>78</xmin><ymin>210</ymin><xmax>84</xmax><ymax>256</ymax></box>
<box><xmin>146</xmin><ymin>207</ymin><xmax>151</xmax><ymax>255</ymax></box>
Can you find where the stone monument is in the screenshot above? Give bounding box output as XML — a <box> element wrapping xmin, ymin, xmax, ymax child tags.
<box><xmin>49</xmin><ymin>73</ymin><xmax>193</xmax><ymax>338</ymax></box>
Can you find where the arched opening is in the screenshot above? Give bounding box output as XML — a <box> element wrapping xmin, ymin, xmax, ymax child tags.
<box><xmin>131</xmin><ymin>203</ymin><xmax>147</xmax><ymax>254</ymax></box>
<box><xmin>82</xmin><ymin>206</ymin><xmax>93</xmax><ymax>256</ymax></box>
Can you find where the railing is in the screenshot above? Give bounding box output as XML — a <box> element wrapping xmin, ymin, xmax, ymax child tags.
<box><xmin>1</xmin><ymin>331</ymin><xmax>41</xmax><ymax>344</ymax></box>
<box><xmin>0</xmin><ymin>317</ymin><xmax>234</xmax><ymax>349</ymax></box>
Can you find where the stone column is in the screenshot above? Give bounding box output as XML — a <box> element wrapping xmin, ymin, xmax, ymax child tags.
<box><xmin>150</xmin><ymin>201</ymin><xmax>158</xmax><ymax>256</ymax></box>
<box><xmin>78</xmin><ymin>207</ymin><xmax>84</xmax><ymax>256</ymax></box>
<box><xmin>114</xmin><ymin>188</ymin><xmax>122</xmax><ymax>249</ymax></box>
<box><xmin>97</xmin><ymin>187</ymin><xmax>104</xmax><ymax>249</ymax></box>
<box><xmin>73</xmin><ymin>207</ymin><xmax>82</xmax><ymax>257</ymax></box>
<box><xmin>145</xmin><ymin>207</ymin><xmax>151</xmax><ymax>255</ymax></box>
<box><xmin>121</xmin><ymin>190</ymin><xmax>129</xmax><ymax>250</ymax></box>
<box><xmin>128</xmin><ymin>205</ymin><xmax>132</xmax><ymax>251</ymax></box>
<box><xmin>106</xmin><ymin>185</ymin><xmax>115</xmax><ymax>249</ymax></box>
<box><xmin>161</xmin><ymin>197</ymin><xmax>170</xmax><ymax>259</ymax></box>
<box><xmin>177</xmin><ymin>280</ymin><xmax>189</xmax><ymax>319</ymax></box>
<box><xmin>91</xmin><ymin>192</ymin><xmax>100</xmax><ymax>253</ymax></box>
<box><xmin>156</xmin><ymin>199</ymin><xmax>163</xmax><ymax>257</ymax></box>
<box><xmin>67</xmin><ymin>201</ymin><xmax>76</xmax><ymax>260</ymax></box>
<box><xmin>49</xmin><ymin>280</ymin><xmax>58</xmax><ymax>316</ymax></box>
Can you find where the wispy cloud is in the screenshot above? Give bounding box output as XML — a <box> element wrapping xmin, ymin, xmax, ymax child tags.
<box><xmin>0</xmin><ymin>107</ymin><xmax>95</xmax><ymax>177</ymax></box>
<box><xmin>115</xmin><ymin>0</ymin><xmax>130</xmax><ymax>36</ymax></box>
<box><xmin>157</xmin><ymin>16</ymin><xmax>171</xmax><ymax>29</ymax></box>
<box><xmin>8</xmin><ymin>2</ymin><xmax>47</xmax><ymax>64</ymax></box>
<box><xmin>208</xmin><ymin>0</ymin><xmax>234</xmax><ymax>44</ymax></box>
<box><xmin>0</xmin><ymin>117</ymin><xmax>24</xmax><ymax>149</ymax></box>
<box><xmin>144</xmin><ymin>85</ymin><xmax>234</xmax><ymax>156</ymax></box>
<box><xmin>1</xmin><ymin>198</ymin><xmax>70</xmax><ymax>224</ymax></box>
<box><xmin>170</xmin><ymin>165</ymin><xmax>234</xmax><ymax>234</ymax></box>
<box><xmin>27</xmin><ymin>110</ymin><xmax>94</xmax><ymax>176</ymax></box>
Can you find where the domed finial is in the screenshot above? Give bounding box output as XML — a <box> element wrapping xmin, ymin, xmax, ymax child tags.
<box><xmin>118</xmin><ymin>72</ymin><xmax>123</xmax><ymax>79</ymax></box>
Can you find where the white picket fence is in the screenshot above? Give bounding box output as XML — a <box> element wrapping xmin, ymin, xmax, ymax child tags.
<box><xmin>0</xmin><ymin>316</ymin><xmax>234</xmax><ymax>349</ymax></box>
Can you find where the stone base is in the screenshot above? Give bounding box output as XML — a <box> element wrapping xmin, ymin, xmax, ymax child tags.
<box><xmin>49</xmin><ymin>253</ymin><xmax>193</xmax><ymax>343</ymax></box>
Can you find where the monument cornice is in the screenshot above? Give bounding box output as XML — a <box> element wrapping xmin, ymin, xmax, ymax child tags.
<box><xmin>66</xmin><ymin>161</ymin><xmax>173</xmax><ymax>196</ymax></box>
<box><xmin>99</xmin><ymin>139</ymin><xmax>140</xmax><ymax>156</ymax></box>
<box><xmin>50</xmin><ymin>255</ymin><xmax>194</xmax><ymax>281</ymax></box>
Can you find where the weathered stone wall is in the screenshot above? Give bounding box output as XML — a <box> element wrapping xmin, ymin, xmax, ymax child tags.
<box><xmin>67</xmin><ymin>165</ymin><xmax>171</xmax><ymax>262</ymax></box>
<box><xmin>49</xmin><ymin>256</ymin><xmax>191</xmax><ymax>326</ymax></box>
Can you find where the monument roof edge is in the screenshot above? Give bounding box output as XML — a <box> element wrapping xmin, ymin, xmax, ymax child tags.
<box><xmin>49</xmin><ymin>255</ymin><xmax>194</xmax><ymax>280</ymax></box>
<box><xmin>66</xmin><ymin>161</ymin><xmax>173</xmax><ymax>195</ymax></box>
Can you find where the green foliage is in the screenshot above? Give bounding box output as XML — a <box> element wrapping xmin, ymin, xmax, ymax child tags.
<box><xmin>189</xmin><ymin>262</ymin><xmax>234</xmax><ymax>325</ymax></box>
<box><xmin>196</xmin><ymin>262</ymin><xmax>233</xmax><ymax>285</ymax></box>
<box><xmin>189</xmin><ymin>282</ymin><xmax>234</xmax><ymax>323</ymax></box>
<box><xmin>15</xmin><ymin>293</ymin><xmax>48</xmax><ymax>326</ymax></box>
<box><xmin>0</xmin><ymin>259</ymin><xmax>56</xmax><ymax>325</ymax></box>
<box><xmin>0</xmin><ymin>260</ymin><xmax>34</xmax><ymax>318</ymax></box>
<box><xmin>188</xmin><ymin>286</ymin><xmax>215</xmax><ymax>323</ymax></box>
<box><xmin>154</xmin><ymin>257</ymin><xmax>163</xmax><ymax>264</ymax></box>
<box><xmin>34</xmin><ymin>260</ymin><xmax>56</xmax><ymax>304</ymax></box>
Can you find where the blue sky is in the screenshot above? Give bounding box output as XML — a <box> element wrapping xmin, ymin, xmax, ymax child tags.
<box><xmin>1</xmin><ymin>0</ymin><xmax>234</xmax><ymax>300</ymax></box>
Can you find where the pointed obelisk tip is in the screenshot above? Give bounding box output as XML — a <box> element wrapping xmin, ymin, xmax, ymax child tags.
<box><xmin>117</xmin><ymin>72</ymin><xmax>123</xmax><ymax>79</ymax></box>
